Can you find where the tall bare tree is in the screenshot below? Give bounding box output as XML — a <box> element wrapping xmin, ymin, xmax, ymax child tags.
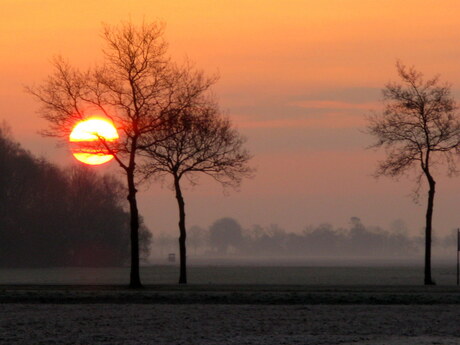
<box><xmin>27</xmin><ymin>21</ymin><xmax>213</xmax><ymax>287</ymax></box>
<box><xmin>367</xmin><ymin>62</ymin><xmax>460</xmax><ymax>285</ymax></box>
<box><xmin>142</xmin><ymin>99</ymin><xmax>252</xmax><ymax>284</ymax></box>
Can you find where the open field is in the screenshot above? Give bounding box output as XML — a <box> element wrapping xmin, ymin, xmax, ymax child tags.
<box><xmin>0</xmin><ymin>285</ymin><xmax>459</xmax><ymax>344</ymax></box>
<box><xmin>1</xmin><ymin>284</ymin><xmax>460</xmax><ymax>304</ymax></box>
<box><xmin>0</xmin><ymin>264</ymin><xmax>458</xmax><ymax>285</ymax></box>
<box><xmin>1</xmin><ymin>267</ymin><xmax>460</xmax><ymax>344</ymax></box>
<box><xmin>1</xmin><ymin>296</ymin><xmax>460</xmax><ymax>345</ymax></box>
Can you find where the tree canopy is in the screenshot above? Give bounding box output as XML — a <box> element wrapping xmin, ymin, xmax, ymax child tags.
<box><xmin>27</xmin><ymin>21</ymin><xmax>213</xmax><ymax>287</ymax></box>
<box><xmin>368</xmin><ymin>62</ymin><xmax>460</xmax><ymax>179</ymax></box>
<box><xmin>0</xmin><ymin>125</ymin><xmax>151</xmax><ymax>267</ymax></box>
<box><xmin>367</xmin><ymin>62</ymin><xmax>460</xmax><ymax>284</ymax></box>
<box><xmin>141</xmin><ymin>95</ymin><xmax>252</xmax><ymax>283</ymax></box>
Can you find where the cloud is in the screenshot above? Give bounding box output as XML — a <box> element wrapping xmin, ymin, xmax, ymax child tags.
<box><xmin>233</xmin><ymin>110</ymin><xmax>368</xmax><ymax>129</ymax></box>
<box><xmin>290</xmin><ymin>100</ymin><xmax>380</xmax><ymax>111</ymax></box>
<box><xmin>228</xmin><ymin>96</ymin><xmax>383</xmax><ymax>130</ymax></box>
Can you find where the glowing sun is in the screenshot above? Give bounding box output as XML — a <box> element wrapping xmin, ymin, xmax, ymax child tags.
<box><xmin>69</xmin><ymin>118</ymin><xmax>119</xmax><ymax>165</ymax></box>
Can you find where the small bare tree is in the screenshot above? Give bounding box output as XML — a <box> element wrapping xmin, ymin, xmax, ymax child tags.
<box><xmin>367</xmin><ymin>62</ymin><xmax>460</xmax><ymax>285</ymax></box>
<box><xmin>27</xmin><ymin>21</ymin><xmax>213</xmax><ymax>288</ymax></box>
<box><xmin>142</xmin><ymin>99</ymin><xmax>252</xmax><ymax>284</ymax></box>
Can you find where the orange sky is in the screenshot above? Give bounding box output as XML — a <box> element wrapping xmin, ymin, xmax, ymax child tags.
<box><xmin>2</xmin><ymin>0</ymin><xmax>460</xmax><ymax>236</ymax></box>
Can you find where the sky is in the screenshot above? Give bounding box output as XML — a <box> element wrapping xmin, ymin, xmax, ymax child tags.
<box><xmin>2</xmin><ymin>0</ymin><xmax>460</xmax><ymax>237</ymax></box>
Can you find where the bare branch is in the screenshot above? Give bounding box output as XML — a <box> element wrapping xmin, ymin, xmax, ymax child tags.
<box><xmin>367</xmin><ymin>62</ymin><xmax>460</xmax><ymax>181</ymax></box>
<box><xmin>26</xmin><ymin>20</ymin><xmax>193</xmax><ymax>288</ymax></box>
<box><xmin>140</xmin><ymin>80</ymin><xmax>253</xmax><ymax>190</ymax></box>
<box><xmin>366</xmin><ymin>61</ymin><xmax>460</xmax><ymax>285</ymax></box>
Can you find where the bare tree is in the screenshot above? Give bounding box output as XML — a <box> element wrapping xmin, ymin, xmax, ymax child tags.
<box><xmin>27</xmin><ymin>21</ymin><xmax>211</xmax><ymax>287</ymax></box>
<box><xmin>142</xmin><ymin>100</ymin><xmax>252</xmax><ymax>284</ymax></box>
<box><xmin>367</xmin><ymin>62</ymin><xmax>460</xmax><ymax>285</ymax></box>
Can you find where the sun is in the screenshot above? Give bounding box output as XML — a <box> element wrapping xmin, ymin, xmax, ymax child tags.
<box><xmin>69</xmin><ymin>118</ymin><xmax>119</xmax><ymax>165</ymax></box>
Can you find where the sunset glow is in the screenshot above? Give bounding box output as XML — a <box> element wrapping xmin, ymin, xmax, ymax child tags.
<box><xmin>69</xmin><ymin>118</ymin><xmax>119</xmax><ymax>165</ymax></box>
<box><xmin>3</xmin><ymin>0</ymin><xmax>460</xmax><ymax>235</ymax></box>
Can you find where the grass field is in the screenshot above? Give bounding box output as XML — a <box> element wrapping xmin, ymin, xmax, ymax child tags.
<box><xmin>0</xmin><ymin>264</ymin><xmax>458</xmax><ymax>285</ymax></box>
<box><xmin>1</xmin><ymin>266</ymin><xmax>459</xmax><ymax>344</ymax></box>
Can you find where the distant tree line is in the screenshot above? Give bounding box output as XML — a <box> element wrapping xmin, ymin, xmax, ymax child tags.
<box><xmin>0</xmin><ymin>125</ymin><xmax>151</xmax><ymax>267</ymax></box>
<box><xmin>152</xmin><ymin>216</ymin><xmax>457</xmax><ymax>260</ymax></box>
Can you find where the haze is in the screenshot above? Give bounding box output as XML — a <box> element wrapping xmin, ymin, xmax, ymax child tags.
<box><xmin>2</xmin><ymin>0</ymin><xmax>460</xmax><ymax>238</ymax></box>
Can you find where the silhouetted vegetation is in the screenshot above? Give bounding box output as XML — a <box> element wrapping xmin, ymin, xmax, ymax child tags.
<box><xmin>142</xmin><ymin>102</ymin><xmax>252</xmax><ymax>283</ymax></box>
<box><xmin>209</xmin><ymin>218</ymin><xmax>244</xmax><ymax>254</ymax></box>
<box><xmin>28</xmin><ymin>21</ymin><xmax>218</xmax><ymax>288</ymax></box>
<box><xmin>367</xmin><ymin>62</ymin><xmax>460</xmax><ymax>284</ymax></box>
<box><xmin>0</xmin><ymin>125</ymin><xmax>151</xmax><ymax>267</ymax></box>
<box><xmin>151</xmin><ymin>216</ymin><xmax>457</xmax><ymax>260</ymax></box>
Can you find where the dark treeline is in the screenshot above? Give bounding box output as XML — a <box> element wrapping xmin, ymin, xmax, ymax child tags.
<box><xmin>0</xmin><ymin>126</ymin><xmax>151</xmax><ymax>267</ymax></box>
<box><xmin>153</xmin><ymin>216</ymin><xmax>457</xmax><ymax>260</ymax></box>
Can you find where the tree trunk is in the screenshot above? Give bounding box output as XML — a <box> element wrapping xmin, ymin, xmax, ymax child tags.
<box><xmin>174</xmin><ymin>175</ymin><xmax>187</xmax><ymax>284</ymax></box>
<box><xmin>424</xmin><ymin>173</ymin><xmax>436</xmax><ymax>285</ymax></box>
<box><xmin>127</xmin><ymin>169</ymin><xmax>142</xmax><ymax>288</ymax></box>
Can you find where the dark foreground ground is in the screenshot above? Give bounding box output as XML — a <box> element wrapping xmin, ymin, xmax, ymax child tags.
<box><xmin>1</xmin><ymin>284</ymin><xmax>460</xmax><ymax>304</ymax></box>
<box><xmin>0</xmin><ymin>285</ymin><xmax>460</xmax><ymax>344</ymax></box>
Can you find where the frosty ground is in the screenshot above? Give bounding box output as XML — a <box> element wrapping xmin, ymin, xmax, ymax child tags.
<box><xmin>0</xmin><ymin>285</ymin><xmax>459</xmax><ymax>345</ymax></box>
<box><xmin>1</xmin><ymin>303</ymin><xmax>459</xmax><ymax>345</ymax></box>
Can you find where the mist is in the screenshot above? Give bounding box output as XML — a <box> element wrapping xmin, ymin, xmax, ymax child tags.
<box><xmin>150</xmin><ymin>216</ymin><xmax>458</xmax><ymax>266</ymax></box>
<box><xmin>1</xmin><ymin>124</ymin><xmax>457</xmax><ymax>269</ymax></box>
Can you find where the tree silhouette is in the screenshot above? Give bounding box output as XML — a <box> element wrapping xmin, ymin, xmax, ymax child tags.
<box><xmin>209</xmin><ymin>218</ymin><xmax>244</xmax><ymax>255</ymax></box>
<box><xmin>188</xmin><ymin>225</ymin><xmax>206</xmax><ymax>256</ymax></box>
<box><xmin>0</xmin><ymin>125</ymin><xmax>147</xmax><ymax>267</ymax></box>
<box><xmin>142</xmin><ymin>103</ymin><xmax>252</xmax><ymax>284</ymax></box>
<box><xmin>367</xmin><ymin>62</ymin><xmax>460</xmax><ymax>285</ymax></box>
<box><xmin>27</xmin><ymin>21</ymin><xmax>209</xmax><ymax>287</ymax></box>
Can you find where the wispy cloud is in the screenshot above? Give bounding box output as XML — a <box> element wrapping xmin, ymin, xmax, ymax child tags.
<box><xmin>234</xmin><ymin>114</ymin><xmax>365</xmax><ymax>129</ymax></box>
<box><xmin>231</xmin><ymin>98</ymin><xmax>381</xmax><ymax>129</ymax></box>
<box><xmin>290</xmin><ymin>100</ymin><xmax>380</xmax><ymax>110</ymax></box>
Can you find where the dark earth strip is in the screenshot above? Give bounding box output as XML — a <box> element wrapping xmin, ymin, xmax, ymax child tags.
<box><xmin>0</xmin><ymin>285</ymin><xmax>459</xmax><ymax>304</ymax></box>
<box><xmin>1</xmin><ymin>304</ymin><xmax>459</xmax><ymax>345</ymax></box>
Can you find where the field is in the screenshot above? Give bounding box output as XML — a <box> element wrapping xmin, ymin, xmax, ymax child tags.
<box><xmin>1</xmin><ymin>266</ymin><xmax>459</xmax><ymax>344</ymax></box>
<box><xmin>1</xmin><ymin>303</ymin><xmax>460</xmax><ymax>345</ymax></box>
<box><xmin>0</xmin><ymin>264</ymin><xmax>458</xmax><ymax>285</ymax></box>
